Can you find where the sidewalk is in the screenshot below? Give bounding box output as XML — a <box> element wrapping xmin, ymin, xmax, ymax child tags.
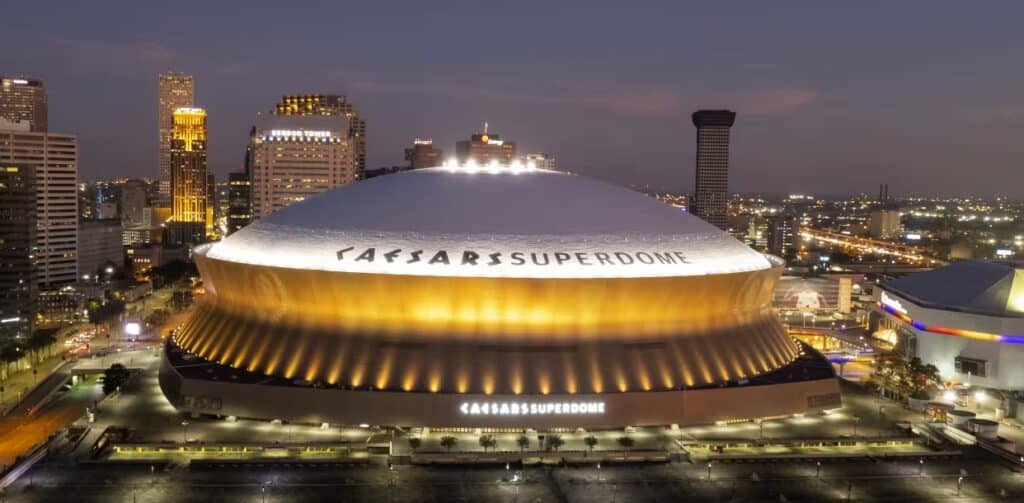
<box><xmin>0</xmin><ymin>350</ymin><xmax>71</xmax><ymax>415</ymax></box>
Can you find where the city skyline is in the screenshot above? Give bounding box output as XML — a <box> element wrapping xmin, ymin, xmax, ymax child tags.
<box><xmin>3</xmin><ymin>2</ymin><xmax>1024</xmax><ymax>197</ymax></box>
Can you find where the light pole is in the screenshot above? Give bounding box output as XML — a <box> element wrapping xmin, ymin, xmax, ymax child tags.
<box><xmin>852</xmin><ymin>416</ymin><xmax>860</xmax><ymax>437</ymax></box>
<box><xmin>919</xmin><ymin>458</ymin><xmax>924</xmax><ymax>476</ymax></box>
<box><xmin>707</xmin><ymin>461</ymin><xmax>712</xmax><ymax>481</ymax></box>
<box><xmin>957</xmin><ymin>476</ymin><xmax>963</xmax><ymax>496</ymax></box>
<box><xmin>181</xmin><ymin>420</ymin><xmax>189</xmax><ymax>444</ymax></box>
<box><xmin>816</xmin><ymin>460</ymin><xmax>821</xmax><ymax>478</ymax></box>
<box><xmin>261</xmin><ymin>485</ymin><xmax>266</xmax><ymax>503</ymax></box>
<box><xmin>597</xmin><ymin>462</ymin><xmax>602</xmax><ymax>482</ymax></box>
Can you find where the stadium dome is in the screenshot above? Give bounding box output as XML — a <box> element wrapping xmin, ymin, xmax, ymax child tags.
<box><xmin>160</xmin><ymin>167</ymin><xmax>839</xmax><ymax>428</ymax></box>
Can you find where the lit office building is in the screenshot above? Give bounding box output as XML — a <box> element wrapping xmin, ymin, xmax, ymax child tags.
<box><xmin>525</xmin><ymin>153</ymin><xmax>557</xmax><ymax>172</ymax></box>
<box><xmin>248</xmin><ymin>115</ymin><xmax>355</xmax><ymax>219</ymax></box>
<box><xmin>158</xmin><ymin>72</ymin><xmax>195</xmax><ymax>203</ymax></box>
<box><xmin>168</xmin><ymin>107</ymin><xmax>208</xmax><ymax>244</ymax></box>
<box><xmin>0</xmin><ymin>77</ymin><xmax>47</xmax><ymax>132</ymax></box>
<box><xmin>869</xmin><ymin>209</ymin><xmax>902</xmax><ymax>240</ymax></box>
<box><xmin>274</xmin><ymin>95</ymin><xmax>366</xmax><ymax>177</ymax></box>
<box><xmin>0</xmin><ymin>119</ymin><xmax>78</xmax><ymax>288</ymax></box>
<box><xmin>767</xmin><ymin>212</ymin><xmax>799</xmax><ymax>261</ymax></box>
<box><xmin>226</xmin><ymin>171</ymin><xmax>252</xmax><ymax>235</ymax></box>
<box><xmin>690</xmin><ymin>110</ymin><xmax>735</xmax><ymax>231</ymax></box>
<box><xmin>404</xmin><ymin>138</ymin><xmax>442</xmax><ymax>169</ymax></box>
<box><xmin>455</xmin><ymin>128</ymin><xmax>516</xmax><ymax>164</ymax></box>
<box><xmin>79</xmin><ymin>220</ymin><xmax>123</xmax><ymax>278</ymax></box>
<box><xmin>0</xmin><ymin>164</ymin><xmax>36</xmax><ymax>337</ymax></box>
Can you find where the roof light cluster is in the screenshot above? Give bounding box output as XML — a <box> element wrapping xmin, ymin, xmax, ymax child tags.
<box><xmin>442</xmin><ymin>158</ymin><xmax>538</xmax><ymax>174</ymax></box>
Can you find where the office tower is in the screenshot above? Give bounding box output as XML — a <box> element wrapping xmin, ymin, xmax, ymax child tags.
<box><xmin>455</xmin><ymin>126</ymin><xmax>516</xmax><ymax>164</ymax></box>
<box><xmin>158</xmin><ymin>72</ymin><xmax>195</xmax><ymax>203</ymax></box>
<box><xmin>248</xmin><ymin>114</ymin><xmax>355</xmax><ymax>219</ymax></box>
<box><xmin>226</xmin><ymin>171</ymin><xmax>252</xmax><ymax>235</ymax></box>
<box><xmin>274</xmin><ymin>94</ymin><xmax>366</xmax><ymax>176</ymax></box>
<box><xmin>168</xmin><ymin>107</ymin><xmax>207</xmax><ymax>244</ymax></box>
<box><xmin>403</xmin><ymin>138</ymin><xmax>442</xmax><ymax>169</ymax></box>
<box><xmin>691</xmin><ymin>110</ymin><xmax>735</xmax><ymax>231</ymax></box>
<box><xmin>205</xmin><ymin>172</ymin><xmax>215</xmax><ymax>238</ymax></box>
<box><xmin>0</xmin><ymin>164</ymin><xmax>37</xmax><ymax>338</ymax></box>
<box><xmin>525</xmin><ymin>152</ymin><xmax>557</xmax><ymax>171</ymax></box>
<box><xmin>121</xmin><ymin>179</ymin><xmax>148</xmax><ymax>228</ymax></box>
<box><xmin>78</xmin><ymin>220</ymin><xmax>123</xmax><ymax>278</ymax></box>
<box><xmin>0</xmin><ymin>77</ymin><xmax>47</xmax><ymax>132</ymax></box>
<box><xmin>0</xmin><ymin>119</ymin><xmax>78</xmax><ymax>288</ymax></box>
<box><xmin>767</xmin><ymin>212</ymin><xmax>799</xmax><ymax>261</ymax></box>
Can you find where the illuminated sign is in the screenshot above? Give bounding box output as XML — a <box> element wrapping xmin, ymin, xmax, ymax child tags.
<box><xmin>906</xmin><ymin>233</ymin><xmax>921</xmax><ymax>241</ymax></box>
<box><xmin>996</xmin><ymin>249</ymin><xmax>1014</xmax><ymax>257</ymax></box>
<box><xmin>881</xmin><ymin>291</ymin><xmax>908</xmax><ymax>314</ymax></box>
<box><xmin>337</xmin><ymin>246</ymin><xmax>690</xmax><ymax>268</ymax></box>
<box><xmin>267</xmin><ymin>129</ymin><xmax>334</xmax><ymax>139</ymax></box>
<box><xmin>11</xmin><ymin>79</ymin><xmax>29</xmax><ymax>85</ymax></box>
<box><xmin>124</xmin><ymin>322</ymin><xmax>142</xmax><ymax>336</ymax></box>
<box><xmin>459</xmin><ymin>401</ymin><xmax>605</xmax><ymax>416</ymax></box>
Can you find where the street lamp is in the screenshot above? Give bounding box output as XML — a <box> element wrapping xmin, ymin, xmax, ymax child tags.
<box><xmin>816</xmin><ymin>460</ymin><xmax>821</xmax><ymax>478</ymax></box>
<box><xmin>919</xmin><ymin>458</ymin><xmax>924</xmax><ymax>476</ymax></box>
<box><xmin>957</xmin><ymin>476</ymin><xmax>963</xmax><ymax>496</ymax></box>
<box><xmin>597</xmin><ymin>462</ymin><xmax>602</xmax><ymax>482</ymax></box>
<box><xmin>707</xmin><ymin>461</ymin><xmax>713</xmax><ymax>481</ymax></box>
<box><xmin>852</xmin><ymin>416</ymin><xmax>860</xmax><ymax>437</ymax></box>
<box><xmin>181</xmin><ymin>420</ymin><xmax>189</xmax><ymax>443</ymax></box>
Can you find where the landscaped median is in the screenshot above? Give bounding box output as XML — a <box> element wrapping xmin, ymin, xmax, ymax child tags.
<box><xmin>686</xmin><ymin>437</ymin><xmax>950</xmax><ymax>461</ymax></box>
<box><xmin>105</xmin><ymin>442</ymin><xmax>372</xmax><ymax>463</ymax></box>
<box><xmin>410</xmin><ymin>450</ymin><xmax>670</xmax><ymax>466</ymax></box>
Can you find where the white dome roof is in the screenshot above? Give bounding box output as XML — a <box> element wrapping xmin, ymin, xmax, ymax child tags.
<box><xmin>202</xmin><ymin>168</ymin><xmax>772</xmax><ymax>278</ymax></box>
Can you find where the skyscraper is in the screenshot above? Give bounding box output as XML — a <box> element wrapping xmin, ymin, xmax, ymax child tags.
<box><xmin>0</xmin><ymin>164</ymin><xmax>37</xmax><ymax>338</ymax></box>
<box><xmin>158</xmin><ymin>72</ymin><xmax>195</xmax><ymax>203</ymax></box>
<box><xmin>226</xmin><ymin>171</ymin><xmax>252</xmax><ymax>235</ymax></box>
<box><xmin>767</xmin><ymin>212</ymin><xmax>799</xmax><ymax>261</ymax></box>
<box><xmin>0</xmin><ymin>77</ymin><xmax>47</xmax><ymax>132</ymax></box>
<box><xmin>120</xmin><ymin>179</ymin><xmax>148</xmax><ymax>228</ymax></box>
<box><xmin>0</xmin><ymin>119</ymin><xmax>78</xmax><ymax>288</ymax></box>
<box><xmin>691</xmin><ymin>110</ymin><xmax>735</xmax><ymax>231</ymax></box>
<box><xmin>169</xmin><ymin>107</ymin><xmax>207</xmax><ymax>244</ymax></box>
<box><xmin>403</xmin><ymin>138</ymin><xmax>442</xmax><ymax>169</ymax></box>
<box><xmin>248</xmin><ymin>114</ymin><xmax>355</xmax><ymax>219</ymax></box>
<box><xmin>274</xmin><ymin>94</ymin><xmax>366</xmax><ymax>176</ymax></box>
<box><xmin>455</xmin><ymin>127</ymin><xmax>517</xmax><ymax>164</ymax></box>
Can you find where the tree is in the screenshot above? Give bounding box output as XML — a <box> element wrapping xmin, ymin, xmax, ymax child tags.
<box><xmin>102</xmin><ymin>363</ymin><xmax>131</xmax><ymax>395</ymax></box>
<box><xmin>584</xmin><ymin>435</ymin><xmax>599</xmax><ymax>453</ymax></box>
<box><xmin>479</xmin><ymin>434</ymin><xmax>497</xmax><ymax>452</ymax></box>
<box><xmin>1</xmin><ymin>343</ymin><xmax>23</xmax><ymax>376</ymax></box>
<box><xmin>617</xmin><ymin>436</ymin><xmax>635</xmax><ymax>451</ymax></box>
<box><xmin>28</xmin><ymin>328</ymin><xmax>58</xmax><ymax>361</ymax></box>
<box><xmin>547</xmin><ymin>434</ymin><xmax>564</xmax><ymax>452</ymax></box>
<box><xmin>516</xmin><ymin>435</ymin><xmax>531</xmax><ymax>453</ymax></box>
<box><xmin>407</xmin><ymin>437</ymin><xmax>422</xmax><ymax>452</ymax></box>
<box><xmin>439</xmin><ymin>435</ymin><xmax>457</xmax><ymax>453</ymax></box>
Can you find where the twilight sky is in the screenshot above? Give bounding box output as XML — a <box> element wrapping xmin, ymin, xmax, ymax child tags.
<box><xmin>3</xmin><ymin>1</ymin><xmax>1024</xmax><ymax>197</ymax></box>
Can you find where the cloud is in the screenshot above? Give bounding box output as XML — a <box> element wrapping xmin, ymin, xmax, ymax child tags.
<box><xmin>3</xmin><ymin>32</ymin><xmax>178</xmax><ymax>76</ymax></box>
<box><xmin>728</xmin><ymin>89</ymin><xmax>819</xmax><ymax>115</ymax></box>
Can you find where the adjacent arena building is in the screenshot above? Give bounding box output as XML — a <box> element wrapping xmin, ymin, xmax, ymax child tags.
<box><xmin>875</xmin><ymin>260</ymin><xmax>1024</xmax><ymax>391</ymax></box>
<box><xmin>159</xmin><ymin>163</ymin><xmax>840</xmax><ymax>428</ymax></box>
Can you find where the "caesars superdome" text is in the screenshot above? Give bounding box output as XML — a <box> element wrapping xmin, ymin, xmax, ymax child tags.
<box><xmin>336</xmin><ymin>247</ymin><xmax>691</xmax><ymax>267</ymax></box>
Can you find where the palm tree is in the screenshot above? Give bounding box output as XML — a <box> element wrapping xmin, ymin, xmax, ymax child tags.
<box><xmin>440</xmin><ymin>435</ymin><xmax>457</xmax><ymax>453</ymax></box>
<box><xmin>407</xmin><ymin>437</ymin><xmax>422</xmax><ymax>452</ymax></box>
<box><xmin>479</xmin><ymin>434</ymin><xmax>497</xmax><ymax>452</ymax></box>
<box><xmin>547</xmin><ymin>434</ymin><xmax>564</xmax><ymax>452</ymax></box>
<box><xmin>584</xmin><ymin>435</ymin><xmax>599</xmax><ymax>453</ymax></box>
<box><xmin>516</xmin><ymin>435</ymin><xmax>531</xmax><ymax>453</ymax></box>
<box><xmin>617</xmin><ymin>436</ymin><xmax>635</xmax><ymax>451</ymax></box>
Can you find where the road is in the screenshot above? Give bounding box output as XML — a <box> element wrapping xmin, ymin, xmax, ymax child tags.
<box><xmin>0</xmin><ymin>377</ymin><xmax>102</xmax><ymax>469</ymax></box>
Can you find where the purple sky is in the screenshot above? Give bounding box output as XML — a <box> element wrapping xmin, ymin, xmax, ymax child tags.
<box><xmin>4</xmin><ymin>1</ymin><xmax>1024</xmax><ymax>197</ymax></box>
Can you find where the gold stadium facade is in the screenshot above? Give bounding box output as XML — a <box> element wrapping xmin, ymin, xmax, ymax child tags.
<box><xmin>160</xmin><ymin>165</ymin><xmax>841</xmax><ymax>428</ymax></box>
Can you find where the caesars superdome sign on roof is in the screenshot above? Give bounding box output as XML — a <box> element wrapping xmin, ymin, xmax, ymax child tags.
<box><xmin>203</xmin><ymin>167</ymin><xmax>773</xmax><ymax>279</ymax></box>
